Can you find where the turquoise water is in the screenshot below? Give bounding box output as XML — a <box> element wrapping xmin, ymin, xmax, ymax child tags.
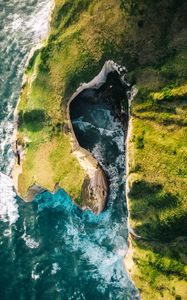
<box><xmin>0</xmin><ymin>1</ymin><xmax>139</xmax><ymax>299</ymax></box>
<box><xmin>0</xmin><ymin>188</ymin><xmax>138</xmax><ymax>299</ymax></box>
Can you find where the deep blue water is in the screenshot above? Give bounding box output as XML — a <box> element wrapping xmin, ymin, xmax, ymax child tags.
<box><xmin>0</xmin><ymin>1</ymin><xmax>139</xmax><ymax>299</ymax></box>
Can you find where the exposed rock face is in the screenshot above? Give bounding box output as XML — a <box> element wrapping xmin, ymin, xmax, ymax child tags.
<box><xmin>67</xmin><ymin>60</ymin><xmax>129</xmax><ymax>214</ymax></box>
<box><xmin>69</xmin><ymin>144</ymin><xmax>108</xmax><ymax>214</ymax></box>
<box><xmin>81</xmin><ymin>169</ymin><xmax>108</xmax><ymax>214</ymax></box>
<box><xmin>25</xmin><ymin>184</ymin><xmax>46</xmax><ymax>201</ymax></box>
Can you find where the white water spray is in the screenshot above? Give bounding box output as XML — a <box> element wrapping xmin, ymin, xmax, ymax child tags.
<box><xmin>0</xmin><ymin>0</ymin><xmax>53</xmax><ymax>225</ymax></box>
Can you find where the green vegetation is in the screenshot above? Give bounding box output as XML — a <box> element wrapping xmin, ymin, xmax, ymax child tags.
<box><xmin>16</xmin><ymin>0</ymin><xmax>187</xmax><ymax>298</ymax></box>
<box><xmin>16</xmin><ymin>39</ymin><xmax>85</xmax><ymax>200</ymax></box>
<box><xmin>18</xmin><ymin>109</ymin><xmax>46</xmax><ymax>131</ymax></box>
<box><xmin>131</xmin><ymin>239</ymin><xmax>187</xmax><ymax>300</ymax></box>
<box><xmin>127</xmin><ymin>80</ymin><xmax>187</xmax><ymax>298</ymax></box>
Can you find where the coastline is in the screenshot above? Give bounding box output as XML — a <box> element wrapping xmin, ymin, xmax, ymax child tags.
<box><xmin>124</xmin><ymin>116</ymin><xmax>134</xmax><ymax>275</ymax></box>
<box><xmin>10</xmin><ymin>1</ymin><xmax>187</xmax><ymax>299</ymax></box>
<box><xmin>11</xmin><ymin>0</ymin><xmax>140</xmax><ymax>284</ymax></box>
<box><xmin>124</xmin><ymin>86</ymin><xmax>139</xmax><ymax>290</ymax></box>
<box><xmin>11</xmin><ymin>0</ymin><xmax>141</xmax><ymax>287</ymax></box>
<box><xmin>11</xmin><ymin>0</ymin><xmax>55</xmax><ymax>196</ymax></box>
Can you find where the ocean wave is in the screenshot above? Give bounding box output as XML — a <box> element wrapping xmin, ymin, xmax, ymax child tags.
<box><xmin>51</xmin><ymin>263</ymin><xmax>61</xmax><ymax>275</ymax></box>
<box><xmin>22</xmin><ymin>219</ymin><xmax>40</xmax><ymax>249</ymax></box>
<box><xmin>0</xmin><ymin>172</ymin><xmax>19</xmax><ymax>225</ymax></box>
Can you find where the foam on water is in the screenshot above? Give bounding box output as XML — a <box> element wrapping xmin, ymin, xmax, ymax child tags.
<box><xmin>31</xmin><ymin>263</ymin><xmax>42</xmax><ymax>280</ymax></box>
<box><xmin>10</xmin><ymin>0</ymin><xmax>52</xmax><ymax>41</ymax></box>
<box><xmin>0</xmin><ymin>0</ymin><xmax>53</xmax><ymax>173</ymax></box>
<box><xmin>51</xmin><ymin>263</ymin><xmax>61</xmax><ymax>275</ymax></box>
<box><xmin>22</xmin><ymin>220</ymin><xmax>40</xmax><ymax>248</ymax></box>
<box><xmin>0</xmin><ymin>173</ymin><xmax>19</xmax><ymax>225</ymax></box>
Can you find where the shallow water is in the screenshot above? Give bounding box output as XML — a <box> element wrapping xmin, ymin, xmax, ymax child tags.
<box><xmin>0</xmin><ymin>1</ymin><xmax>139</xmax><ymax>299</ymax></box>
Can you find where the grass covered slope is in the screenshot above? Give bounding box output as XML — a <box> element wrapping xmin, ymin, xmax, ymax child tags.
<box><xmin>127</xmin><ymin>86</ymin><xmax>187</xmax><ymax>299</ymax></box>
<box><xmin>15</xmin><ymin>0</ymin><xmax>187</xmax><ymax>298</ymax></box>
<box><xmin>16</xmin><ymin>51</ymin><xmax>85</xmax><ymax>201</ymax></box>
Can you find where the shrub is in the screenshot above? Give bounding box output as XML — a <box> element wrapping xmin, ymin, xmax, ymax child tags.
<box><xmin>129</xmin><ymin>180</ymin><xmax>162</xmax><ymax>200</ymax></box>
<box><xmin>18</xmin><ymin>109</ymin><xmax>46</xmax><ymax>132</ymax></box>
<box><xmin>136</xmin><ymin>134</ymin><xmax>144</xmax><ymax>148</ymax></box>
<box><xmin>23</xmin><ymin>109</ymin><xmax>45</xmax><ymax>124</ymax></box>
<box><xmin>26</xmin><ymin>49</ymin><xmax>41</xmax><ymax>72</ymax></box>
